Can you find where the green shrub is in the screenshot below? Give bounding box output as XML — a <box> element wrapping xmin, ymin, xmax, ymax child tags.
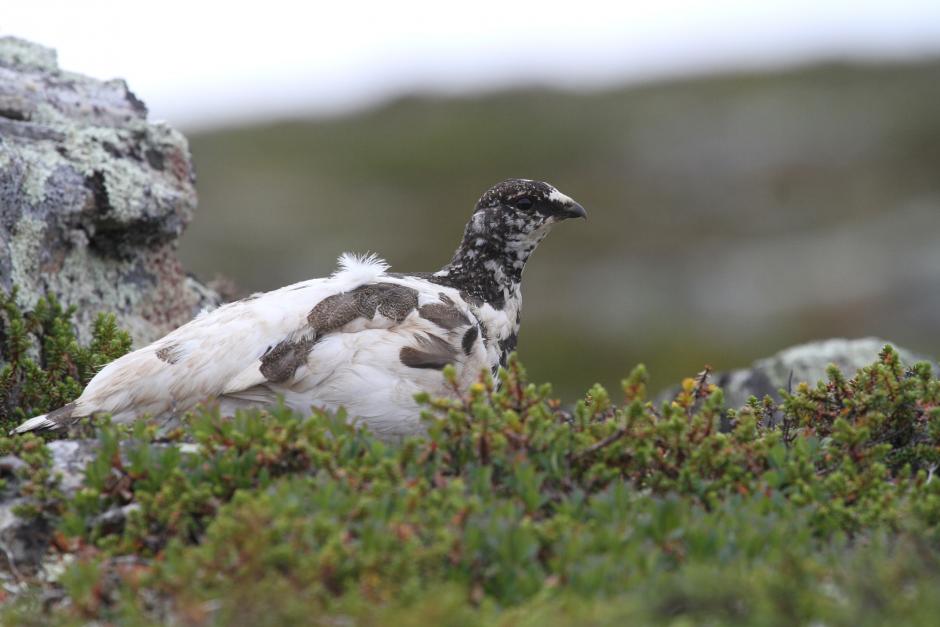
<box><xmin>0</xmin><ymin>288</ymin><xmax>132</xmax><ymax>433</ymax></box>
<box><xmin>1</xmin><ymin>290</ymin><xmax>940</xmax><ymax>626</ymax></box>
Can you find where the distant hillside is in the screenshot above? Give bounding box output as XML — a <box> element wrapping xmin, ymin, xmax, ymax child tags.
<box><xmin>181</xmin><ymin>60</ymin><xmax>940</xmax><ymax>397</ymax></box>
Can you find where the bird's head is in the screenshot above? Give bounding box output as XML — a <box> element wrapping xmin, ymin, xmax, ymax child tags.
<box><xmin>440</xmin><ymin>179</ymin><xmax>587</xmax><ymax>306</ymax></box>
<box><xmin>466</xmin><ymin>179</ymin><xmax>587</xmax><ymax>254</ymax></box>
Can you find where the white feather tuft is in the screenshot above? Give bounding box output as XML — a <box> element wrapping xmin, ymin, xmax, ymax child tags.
<box><xmin>548</xmin><ymin>186</ymin><xmax>575</xmax><ymax>206</ymax></box>
<box><xmin>333</xmin><ymin>252</ymin><xmax>390</xmax><ymax>285</ymax></box>
<box><xmin>12</xmin><ymin>414</ymin><xmax>55</xmax><ymax>435</ymax></box>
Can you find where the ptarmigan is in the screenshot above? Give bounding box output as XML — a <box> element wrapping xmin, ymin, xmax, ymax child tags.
<box><xmin>13</xmin><ymin>179</ymin><xmax>586</xmax><ymax>440</ymax></box>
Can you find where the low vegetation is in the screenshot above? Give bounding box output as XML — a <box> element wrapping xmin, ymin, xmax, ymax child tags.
<box><xmin>2</xmin><ymin>292</ymin><xmax>940</xmax><ymax>625</ymax></box>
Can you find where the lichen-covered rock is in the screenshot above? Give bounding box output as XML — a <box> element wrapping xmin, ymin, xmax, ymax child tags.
<box><xmin>0</xmin><ymin>439</ymin><xmax>196</xmax><ymax>578</ymax></box>
<box><xmin>0</xmin><ymin>439</ymin><xmax>98</xmax><ymax>579</ymax></box>
<box><xmin>0</xmin><ymin>37</ymin><xmax>218</xmax><ymax>345</ymax></box>
<box><xmin>713</xmin><ymin>337</ymin><xmax>937</xmax><ymax>410</ymax></box>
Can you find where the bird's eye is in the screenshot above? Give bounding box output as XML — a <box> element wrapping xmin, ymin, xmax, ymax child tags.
<box><xmin>515</xmin><ymin>197</ymin><xmax>533</xmax><ymax>210</ymax></box>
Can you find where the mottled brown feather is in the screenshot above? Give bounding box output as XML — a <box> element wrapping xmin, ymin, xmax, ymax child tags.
<box><xmin>418</xmin><ymin>303</ymin><xmax>470</xmax><ymax>330</ymax></box>
<box><xmin>308</xmin><ymin>283</ymin><xmax>418</xmax><ymax>333</ymax></box>
<box><xmin>400</xmin><ymin>333</ymin><xmax>458</xmax><ymax>370</ymax></box>
<box><xmin>155</xmin><ymin>343</ymin><xmax>184</xmax><ymax>364</ymax></box>
<box><xmin>259</xmin><ymin>337</ymin><xmax>315</xmax><ymax>383</ymax></box>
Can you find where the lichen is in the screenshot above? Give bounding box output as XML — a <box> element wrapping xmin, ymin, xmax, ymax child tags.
<box><xmin>10</xmin><ymin>141</ymin><xmax>62</xmax><ymax>206</ymax></box>
<box><xmin>0</xmin><ymin>37</ymin><xmax>58</xmax><ymax>73</ymax></box>
<box><xmin>8</xmin><ymin>216</ymin><xmax>46</xmax><ymax>298</ymax></box>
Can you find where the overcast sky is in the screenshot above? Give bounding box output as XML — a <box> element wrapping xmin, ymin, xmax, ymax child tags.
<box><xmin>5</xmin><ymin>0</ymin><xmax>940</xmax><ymax>129</ymax></box>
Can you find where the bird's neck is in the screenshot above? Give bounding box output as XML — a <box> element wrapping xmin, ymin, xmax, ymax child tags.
<box><xmin>430</xmin><ymin>237</ymin><xmax>527</xmax><ymax>368</ymax></box>
<box><xmin>436</xmin><ymin>235</ymin><xmax>531</xmax><ymax>311</ymax></box>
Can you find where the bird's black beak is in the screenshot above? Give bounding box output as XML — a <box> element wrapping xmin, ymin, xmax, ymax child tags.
<box><xmin>557</xmin><ymin>201</ymin><xmax>587</xmax><ymax>221</ymax></box>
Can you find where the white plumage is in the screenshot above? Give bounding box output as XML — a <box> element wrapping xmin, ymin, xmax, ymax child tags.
<box><xmin>13</xmin><ymin>179</ymin><xmax>586</xmax><ymax>440</ymax></box>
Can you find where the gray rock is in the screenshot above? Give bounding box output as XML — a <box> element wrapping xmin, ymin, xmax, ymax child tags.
<box><xmin>0</xmin><ymin>495</ymin><xmax>51</xmax><ymax>583</ymax></box>
<box><xmin>91</xmin><ymin>503</ymin><xmax>141</xmax><ymax>536</ymax></box>
<box><xmin>0</xmin><ymin>36</ymin><xmax>218</xmax><ymax>345</ymax></box>
<box><xmin>0</xmin><ymin>439</ymin><xmax>193</xmax><ymax>578</ymax></box>
<box><xmin>712</xmin><ymin>337</ymin><xmax>937</xmax><ymax>411</ymax></box>
<box><xmin>47</xmin><ymin>439</ymin><xmax>100</xmax><ymax>495</ymax></box>
<box><xmin>0</xmin><ymin>455</ymin><xmax>28</xmax><ymax>476</ymax></box>
<box><xmin>0</xmin><ymin>439</ymin><xmax>99</xmax><ymax>578</ymax></box>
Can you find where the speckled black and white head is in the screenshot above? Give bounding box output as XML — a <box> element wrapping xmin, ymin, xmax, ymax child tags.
<box><xmin>469</xmin><ymin>178</ymin><xmax>586</xmax><ymax>255</ymax></box>
<box><xmin>433</xmin><ymin>179</ymin><xmax>586</xmax><ymax>309</ymax></box>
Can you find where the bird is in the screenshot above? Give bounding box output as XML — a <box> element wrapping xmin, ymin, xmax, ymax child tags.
<box><xmin>13</xmin><ymin>179</ymin><xmax>587</xmax><ymax>440</ymax></box>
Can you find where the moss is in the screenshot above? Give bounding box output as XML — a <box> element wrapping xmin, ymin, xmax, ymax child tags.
<box><xmin>3</xmin><ymin>291</ymin><xmax>940</xmax><ymax>625</ymax></box>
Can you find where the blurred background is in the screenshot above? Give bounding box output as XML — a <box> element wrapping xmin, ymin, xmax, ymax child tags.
<box><xmin>6</xmin><ymin>1</ymin><xmax>940</xmax><ymax>398</ymax></box>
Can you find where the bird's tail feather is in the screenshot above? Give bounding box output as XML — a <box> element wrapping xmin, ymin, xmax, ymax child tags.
<box><xmin>10</xmin><ymin>402</ymin><xmax>78</xmax><ymax>435</ymax></box>
<box><xmin>11</xmin><ymin>413</ymin><xmax>57</xmax><ymax>435</ymax></box>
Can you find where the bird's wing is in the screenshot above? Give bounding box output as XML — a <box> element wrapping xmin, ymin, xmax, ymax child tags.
<box><xmin>218</xmin><ymin>273</ymin><xmax>488</xmax><ymax>417</ymax></box>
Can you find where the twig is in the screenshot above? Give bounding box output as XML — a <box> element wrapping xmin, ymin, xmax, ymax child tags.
<box><xmin>0</xmin><ymin>539</ymin><xmax>23</xmax><ymax>584</ymax></box>
<box><xmin>571</xmin><ymin>427</ymin><xmax>628</xmax><ymax>463</ymax></box>
<box><xmin>687</xmin><ymin>366</ymin><xmax>712</xmax><ymax>418</ymax></box>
